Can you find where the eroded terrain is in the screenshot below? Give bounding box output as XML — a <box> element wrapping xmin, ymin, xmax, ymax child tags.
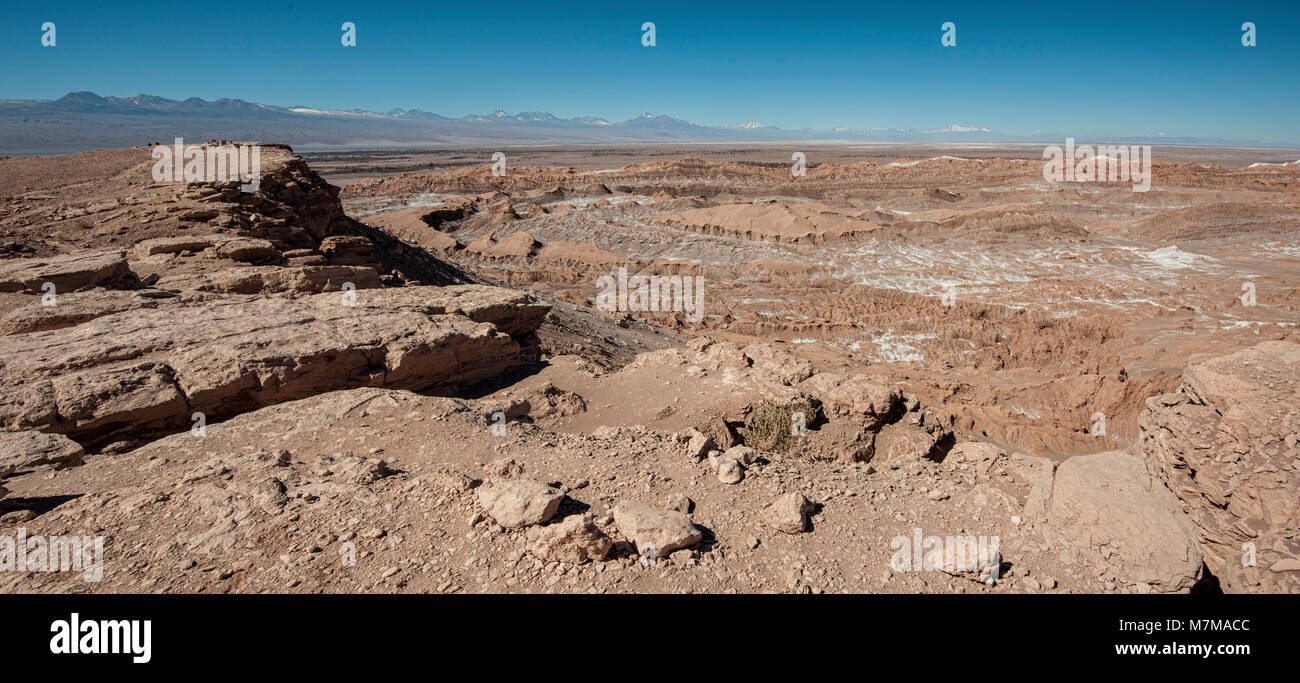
<box><xmin>0</xmin><ymin>143</ymin><xmax>1296</xmax><ymax>594</ymax></box>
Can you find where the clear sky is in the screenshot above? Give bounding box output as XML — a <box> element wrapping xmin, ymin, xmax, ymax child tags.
<box><xmin>2</xmin><ymin>0</ymin><xmax>1298</xmax><ymax>142</ymax></box>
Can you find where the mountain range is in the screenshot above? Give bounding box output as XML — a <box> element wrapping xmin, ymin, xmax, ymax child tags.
<box><xmin>0</xmin><ymin>92</ymin><xmax>1288</xmax><ymax>155</ymax></box>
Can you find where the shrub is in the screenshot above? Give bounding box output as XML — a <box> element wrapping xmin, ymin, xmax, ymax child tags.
<box><xmin>743</xmin><ymin>398</ymin><xmax>818</xmax><ymax>452</ymax></box>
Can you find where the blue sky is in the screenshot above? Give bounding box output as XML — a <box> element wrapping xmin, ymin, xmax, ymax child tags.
<box><xmin>3</xmin><ymin>0</ymin><xmax>1298</xmax><ymax>142</ymax></box>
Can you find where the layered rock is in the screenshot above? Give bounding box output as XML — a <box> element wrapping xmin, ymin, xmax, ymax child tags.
<box><xmin>0</xmin><ymin>430</ymin><xmax>85</xmax><ymax>471</ymax></box>
<box><xmin>1139</xmin><ymin>341</ymin><xmax>1300</xmax><ymax>593</ymax></box>
<box><xmin>0</xmin><ymin>250</ymin><xmax>140</xmax><ymax>293</ymax></box>
<box><xmin>652</xmin><ymin>202</ymin><xmax>883</xmax><ymax>244</ymax></box>
<box><xmin>0</xmin><ymin>288</ymin><xmax>182</xmax><ymax>336</ymax></box>
<box><xmin>0</xmin><ymin>285</ymin><xmax>547</xmax><ymax>447</ymax></box>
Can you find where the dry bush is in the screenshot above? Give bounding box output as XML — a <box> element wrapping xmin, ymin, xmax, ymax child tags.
<box><xmin>743</xmin><ymin>398</ymin><xmax>818</xmax><ymax>452</ymax></box>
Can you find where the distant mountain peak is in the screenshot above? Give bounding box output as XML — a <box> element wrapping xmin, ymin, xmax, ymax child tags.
<box><xmin>4</xmin><ymin>91</ymin><xmax>1282</xmax><ymax>152</ymax></box>
<box><xmin>927</xmin><ymin>123</ymin><xmax>992</xmax><ymax>133</ymax></box>
<box><xmin>56</xmin><ymin>91</ymin><xmax>109</xmax><ymax>104</ymax></box>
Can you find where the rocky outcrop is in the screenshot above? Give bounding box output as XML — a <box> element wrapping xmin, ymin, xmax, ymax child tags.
<box><xmin>0</xmin><ymin>285</ymin><xmax>547</xmax><ymax>448</ymax></box>
<box><xmin>158</xmin><ymin>265</ymin><xmax>383</xmax><ymax>295</ymax></box>
<box><xmin>1139</xmin><ymin>341</ymin><xmax>1300</xmax><ymax>593</ymax></box>
<box><xmin>652</xmin><ymin>202</ymin><xmax>883</xmax><ymax>244</ymax></box>
<box><xmin>798</xmin><ymin>372</ymin><xmax>955</xmax><ymax>463</ymax></box>
<box><xmin>352</xmin><ymin>285</ymin><xmax>548</xmax><ymax>342</ymax></box>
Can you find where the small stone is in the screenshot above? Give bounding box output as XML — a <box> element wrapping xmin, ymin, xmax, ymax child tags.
<box><xmin>722</xmin><ymin>445</ymin><xmax>757</xmax><ymax>465</ymax></box>
<box><xmin>0</xmin><ymin>509</ymin><xmax>36</xmax><ymax>524</ymax></box>
<box><xmin>665</xmin><ymin>493</ymin><xmax>693</xmax><ymax>514</ymax></box>
<box><xmin>764</xmin><ymin>493</ymin><xmax>814</xmax><ymax>534</ymax></box>
<box><xmin>686</xmin><ymin>430</ymin><xmax>717</xmax><ymax>460</ymax></box>
<box><xmin>715</xmin><ymin>457</ymin><xmax>744</xmax><ymax>485</ymax></box>
<box><xmin>483</xmin><ymin>458</ymin><xmax>524</xmax><ymax>479</ymax></box>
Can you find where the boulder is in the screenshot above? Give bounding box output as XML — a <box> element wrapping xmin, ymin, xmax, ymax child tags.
<box><xmin>215</xmin><ymin>238</ymin><xmax>279</xmax><ymax>263</ymax></box>
<box><xmin>505</xmin><ymin>382</ymin><xmax>586</xmax><ymax>419</ymax></box>
<box><xmin>697</xmin><ymin>418</ymin><xmax>739</xmax><ymax>449</ymax></box>
<box><xmin>613</xmin><ymin>500</ymin><xmax>702</xmax><ymax>558</ymax></box>
<box><xmin>801</xmin><ymin>374</ymin><xmax>904</xmax><ymax>429</ymax></box>
<box><xmin>685</xmin><ymin>429</ymin><xmax>716</xmax><ymax>460</ymax></box>
<box><xmin>476</xmin><ymin>478</ymin><xmax>564</xmax><ymax>528</ymax></box>
<box><xmin>742</xmin><ymin>343</ymin><xmax>815</xmax><ymax>385</ymax></box>
<box><xmin>722</xmin><ymin>445</ymin><xmax>757</xmax><ymax>465</ymax></box>
<box><xmin>707</xmin><ymin>451</ymin><xmax>744</xmax><ymax>484</ymax></box>
<box><xmin>1048</xmin><ymin>450</ymin><xmax>1203</xmax><ymax>593</ymax></box>
<box><xmin>874</xmin><ymin>422</ymin><xmax>941</xmax><ymax>462</ymax></box>
<box><xmin>320</xmin><ymin>235</ymin><xmax>375</xmax><ymax>266</ymax></box>
<box><xmin>527</xmin><ymin>514</ymin><xmax>613</xmax><ymax>563</ymax></box>
<box><xmin>715</xmin><ymin>457</ymin><xmax>744</xmax><ymax>484</ymax></box>
<box><xmin>946</xmin><ymin>441</ymin><xmax>1006</xmax><ymax>476</ymax></box>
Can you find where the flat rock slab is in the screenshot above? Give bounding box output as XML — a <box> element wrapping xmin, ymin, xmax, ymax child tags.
<box><xmin>0</xmin><ymin>285</ymin><xmax>546</xmax><ymax>446</ymax></box>
<box><xmin>0</xmin><ymin>288</ymin><xmax>182</xmax><ymax>336</ymax></box>
<box><xmin>1048</xmin><ymin>450</ymin><xmax>1203</xmax><ymax>593</ymax></box>
<box><xmin>0</xmin><ymin>249</ymin><xmax>138</xmax><ymax>294</ymax></box>
<box><xmin>158</xmin><ymin>265</ymin><xmax>382</xmax><ymax>295</ymax></box>
<box><xmin>354</xmin><ymin>285</ymin><xmax>549</xmax><ymax>340</ymax></box>
<box><xmin>0</xmin><ymin>430</ymin><xmax>85</xmax><ymax>470</ymax></box>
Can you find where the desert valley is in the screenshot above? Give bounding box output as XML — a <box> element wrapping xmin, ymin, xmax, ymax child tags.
<box><xmin>0</xmin><ymin>140</ymin><xmax>1294</xmax><ymax>596</ymax></box>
